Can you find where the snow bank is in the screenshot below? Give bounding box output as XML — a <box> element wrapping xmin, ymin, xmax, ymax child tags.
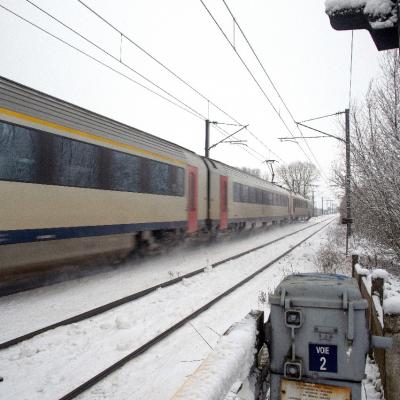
<box><xmin>325</xmin><ymin>0</ymin><xmax>395</xmax><ymax>16</ymax></box>
<box><xmin>370</xmin><ymin>269</ymin><xmax>389</xmax><ymax>280</ymax></box>
<box><xmin>383</xmin><ymin>295</ymin><xmax>400</xmax><ymax>315</ymax></box>
<box><xmin>325</xmin><ymin>0</ymin><xmax>365</xmax><ymax>13</ymax></box>
<box><xmin>364</xmin><ymin>0</ymin><xmax>395</xmax><ymax>16</ymax></box>
<box><xmin>355</xmin><ymin>263</ymin><xmax>369</xmax><ymax>275</ymax></box>
<box><xmin>172</xmin><ymin>314</ymin><xmax>257</xmax><ymax>400</ymax></box>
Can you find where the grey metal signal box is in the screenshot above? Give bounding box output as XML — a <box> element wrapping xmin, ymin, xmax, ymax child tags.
<box><xmin>266</xmin><ymin>273</ymin><xmax>386</xmax><ymax>400</ymax></box>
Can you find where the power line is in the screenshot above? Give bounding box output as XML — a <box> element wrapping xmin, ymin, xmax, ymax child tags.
<box><xmin>24</xmin><ymin>0</ymin><xmax>206</xmax><ymax>121</ymax></box>
<box><xmin>199</xmin><ymin>0</ymin><xmax>325</xmax><ymax>176</ymax></box>
<box><xmin>220</xmin><ymin>0</ymin><xmax>330</xmax><ymax>183</ymax></box>
<box><xmin>28</xmin><ymin>0</ymin><xmax>281</xmax><ymax>166</ymax></box>
<box><xmin>2</xmin><ymin>1</ymin><xmax>285</xmax><ymax>167</ymax></box>
<box><xmin>0</xmin><ymin>3</ymin><xmax>206</xmax><ymax>122</ymax></box>
<box><xmin>212</xmin><ymin>124</ymin><xmax>269</xmax><ymax>163</ymax></box>
<box><xmin>76</xmin><ymin>0</ymin><xmax>284</xmax><ymax>163</ymax></box>
<box><xmin>298</xmin><ymin>112</ymin><xmax>344</xmax><ymax>124</ymax></box>
<box><xmin>199</xmin><ymin>1</ymin><xmax>294</xmax><ymax>138</ymax></box>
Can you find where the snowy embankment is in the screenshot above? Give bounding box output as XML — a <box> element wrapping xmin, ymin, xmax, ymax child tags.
<box><xmin>0</xmin><ymin>218</ymin><xmax>333</xmax><ymax>400</ymax></box>
<box><xmin>355</xmin><ymin>263</ymin><xmax>400</xmax><ymax>322</ymax></box>
<box><xmin>172</xmin><ymin>314</ymin><xmax>257</xmax><ymax>400</ymax></box>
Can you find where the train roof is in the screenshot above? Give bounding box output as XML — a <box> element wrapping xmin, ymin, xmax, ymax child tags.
<box><xmin>0</xmin><ymin>75</ymin><xmax>195</xmax><ymax>164</ymax></box>
<box><xmin>0</xmin><ymin>75</ymin><xmax>314</xmax><ymax>200</ymax></box>
<box><xmin>208</xmin><ymin>157</ymin><xmax>291</xmax><ymax>195</ymax></box>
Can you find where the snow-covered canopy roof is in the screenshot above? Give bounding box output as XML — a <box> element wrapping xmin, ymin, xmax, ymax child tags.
<box><xmin>325</xmin><ymin>0</ymin><xmax>398</xmax><ymax>50</ymax></box>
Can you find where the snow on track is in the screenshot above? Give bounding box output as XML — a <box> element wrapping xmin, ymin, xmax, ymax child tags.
<box><xmin>76</xmin><ymin>219</ymin><xmax>337</xmax><ymax>399</ymax></box>
<box><xmin>0</xmin><ymin>217</ymin><xmax>334</xmax><ymax>400</ymax></box>
<box><xmin>0</xmin><ymin>217</ymin><xmax>329</xmax><ymax>344</ymax></box>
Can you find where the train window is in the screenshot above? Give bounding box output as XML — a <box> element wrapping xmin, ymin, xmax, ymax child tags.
<box><xmin>241</xmin><ymin>184</ymin><xmax>248</xmax><ymax>203</ymax></box>
<box><xmin>169</xmin><ymin>166</ymin><xmax>185</xmax><ymax>196</ymax></box>
<box><xmin>262</xmin><ymin>190</ymin><xmax>268</xmax><ymax>205</ymax></box>
<box><xmin>233</xmin><ymin>182</ymin><xmax>241</xmax><ymax>202</ymax></box>
<box><xmin>248</xmin><ymin>187</ymin><xmax>256</xmax><ymax>203</ymax></box>
<box><xmin>0</xmin><ymin>122</ymin><xmax>40</xmax><ymax>182</ymax></box>
<box><xmin>109</xmin><ymin>151</ymin><xmax>140</xmax><ymax>192</ymax></box>
<box><xmin>174</xmin><ymin>167</ymin><xmax>185</xmax><ymax>196</ymax></box>
<box><xmin>53</xmin><ymin>138</ymin><xmax>100</xmax><ymax>188</ymax></box>
<box><xmin>231</xmin><ymin>182</ymin><xmax>291</xmax><ymax>207</ymax></box>
<box><xmin>256</xmin><ymin>189</ymin><xmax>262</xmax><ymax>204</ymax></box>
<box><xmin>149</xmin><ymin>160</ymin><xmax>170</xmax><ymax>195</ymax></box>
<box><xmin>0</xmin><ymin>120</ymin><xmax>185</xmax><ymax>196</ymax></box>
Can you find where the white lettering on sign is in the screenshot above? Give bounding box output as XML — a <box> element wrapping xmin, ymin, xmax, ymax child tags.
<box><xmin>316</xmin><ymin>346</ymin><xmax>330</xmax><ymax>355</ymax></box>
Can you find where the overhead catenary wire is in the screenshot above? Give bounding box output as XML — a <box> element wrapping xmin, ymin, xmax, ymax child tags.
<box><xmin>297</xmin><ymin>112</ymin><xmax>345</xmax><ymax>124</ymax></box>
<box><xmin>199</xmin><ymin>0</ymin><xmax>330</xmax><ymax>184</ymax></box>
<box><xmin>2</xmin><ymin>1</ymin><xmax>274</xmax><ymax>167</ymax></box>
<box><xmin>76</xmin><ymin>0</ymin><xmax>284</xmax><ymax>163</ymax></box>
<box><xmin>0</xmin><ymin>3</ymin><xmax>207</xmax><ymax>122</ymax></box>
<box><xmin>219</xmin><ymin>0</ymin><xmax>331</xmax><ymax>184</ymax></box>
<box><xmin>24</xmin><ymin>0</ymin><xmax>206</xmax><ymax>121</ymax></box>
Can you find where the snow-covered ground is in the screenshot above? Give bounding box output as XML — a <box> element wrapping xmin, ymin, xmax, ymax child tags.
<box><xmin>0</xmin><ymin>217</ymin><xmax>332</xmax><ymax>399</ymax></box>
<box><xmin>362</xmin><ymin>357</ymin><xmax>384</xmax><ymax>400</ymax></box>
<box><xmin>0</xmin><ymin>216</ymin><xmax>384</xmax><ymax>400</ymax></box>
<box><xmin>0</xmin><ymin>216</ymin><xmax>329</xmax><ymax>344</ymax></box>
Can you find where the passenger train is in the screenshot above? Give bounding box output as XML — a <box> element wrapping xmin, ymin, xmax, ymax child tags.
<box><xmin>0</xmin><ymin>76</ymin><xmax>311</xmax><ymax>286</ymax></box>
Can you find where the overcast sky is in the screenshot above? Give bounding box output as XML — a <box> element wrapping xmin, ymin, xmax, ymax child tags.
<box><xmin>0</xmin><ymin>0</ymin><xmax>383</xmax><ymax>206</ymax></box>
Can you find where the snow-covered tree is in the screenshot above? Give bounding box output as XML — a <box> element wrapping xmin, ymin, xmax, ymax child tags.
<box><xmin>340</xmin><ymin>50</ymin><xmax>400</xmax><ymax>257</ymax></box>
<box><xmin>276</xmin><ymin>161</ymin><xmax>318</xmax><ymax>198</ymax></box>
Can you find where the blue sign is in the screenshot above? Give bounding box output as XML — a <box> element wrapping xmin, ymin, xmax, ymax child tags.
<box><xmin>309</xmin><ymin>343</ymin><xmax>337</xmax><ymax>373</ymax></box>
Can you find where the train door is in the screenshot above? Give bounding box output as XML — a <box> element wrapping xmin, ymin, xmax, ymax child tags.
<box><xmin>220</xmin><ymin>175</ymin><xmax>228</xmax><ymax>230</ymax></box>
<box><xmin>187</xmin><ymin>166</ymin><xmax>198</xmax><ymax>233</ymax></box>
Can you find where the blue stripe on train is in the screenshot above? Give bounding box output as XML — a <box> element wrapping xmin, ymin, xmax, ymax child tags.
<box><xmin>0</xmin><ymin>220</ymin><xmax>190</xmax><ymax>245</ymax></box>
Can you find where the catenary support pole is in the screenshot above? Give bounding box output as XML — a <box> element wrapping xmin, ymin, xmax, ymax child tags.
<box><xmin>345</xmin><ymin>108</ymin><xmax>352</xmax><ymax>255</ymax></box>
<box><xmin>312</xmin><ymin>189</ymin><xmax>315</xmax><ymax>217</ymax></box>
<box><xmin>205</xmin><ymin>119</ymin><xmax>210</xmax><ymax>158</ymax></box>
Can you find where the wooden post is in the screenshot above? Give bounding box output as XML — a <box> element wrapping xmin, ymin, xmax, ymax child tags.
<box><xmin>371</xmin><ymin>277</ymin><xmax>384</xmax><ymax>305</ymax></box>
<box><xmin>383</xmin><ymin>313</ymin><xmax>400</xmax><ymax>400</ymax></box>
<box><xmin>351</xmin><ymin>254</ymin><xmax>359</xmax><ymax>278</ymax></box>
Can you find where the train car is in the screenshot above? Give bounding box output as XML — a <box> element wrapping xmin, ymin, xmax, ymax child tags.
<box><xmin>204</xmin><ymin>159</ymin><xmax>290</xmax><ymax>230</ymax></box>
<box><xmin>0</xmin><ymin>76</ymin><xmax>208</xmax><ymax>281</ymax></box>
<box><xmin>0</xmin><ymin>75</ymin><xmax>313</xmax><ymax>289</ymax></box>
<box><xmin>290</xmin><ymin>193</ymin><xmax>312</xmax><ymax>220</ymax></box>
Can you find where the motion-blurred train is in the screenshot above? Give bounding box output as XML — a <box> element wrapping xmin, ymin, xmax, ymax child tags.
<box><xmin>0</xmin><ymin>76</ymin><xmax>311</xmax><ymax>283</ymax></box>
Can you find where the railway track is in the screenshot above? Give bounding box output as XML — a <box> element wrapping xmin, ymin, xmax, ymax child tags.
<box><xmin>0</xmin><ymin>218</ymin><xmax>329</xmax><ymax>351</ymax></box>
<box><xmin>55</xmin><ymin>217</ymin><xmax>335</xmax><ymax>400</ymax></box>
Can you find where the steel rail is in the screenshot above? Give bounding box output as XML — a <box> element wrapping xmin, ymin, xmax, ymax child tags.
<box><xmin>0</xmin><ymin>218</ymin><xmax>328</xmax><ymax>350</ymax></box>
<box><xmin>58</xmin><ymin>217</ymin><xmax>334</xmax><ymax>400</ymax></box>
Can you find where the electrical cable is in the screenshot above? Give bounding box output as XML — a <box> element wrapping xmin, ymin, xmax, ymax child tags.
<box><xmin>297</xmin><ymin>112</ymin><xmax>344</xmax><ymax>124</ymax></box>
<box><xmin>2</xmin><ymin>1</ymin><xmax>284</xmax><ymax>167</ymax></box>
<box><xmin>199</xmin><ymin>0</ymin><xmax>326</xmax><ymax>179</ymax></box>
<box><xmin>24</xmin><ymin>0</ymin><xmax>206</xmax><ymax>121</ymax></box>
<box><xmin>220</xmin><ymin>0</ymin><xmax>330</xmax><ymax>183</ymax></box>
<box><xmin>0</xmin><ymin>3</ymin><xmax>206</xmax><ymax>122</ymax></box>
<box><xmin>76</xmin><ymin>0</ymin><xmax>283</xmax><ymax>163</ymax></box>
